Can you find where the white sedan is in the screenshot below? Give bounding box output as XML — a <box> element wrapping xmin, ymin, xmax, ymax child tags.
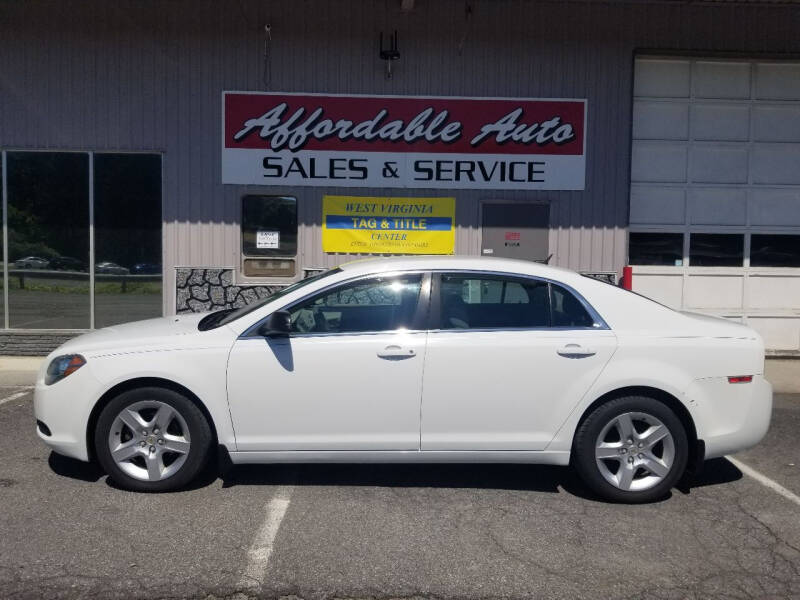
<box><xmin>14</xmin><ymin>256</ymin><xmax>50</xmax><ymax>269</ymax></box>
<box><xmin>95</xmin><ymin>261</ymin><xmax>130</xmax><ymax>275</ymax></box>
<box><xmin>34</xmin><ymin>256</ymin><xmax>772</xmax><ymax>502</ymax></box>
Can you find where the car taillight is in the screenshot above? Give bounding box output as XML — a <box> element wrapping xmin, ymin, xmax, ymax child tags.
<box><xmin>728</xmin><ymin>375</ymin><xmax>753</xmax><ymax>384</ymax></box>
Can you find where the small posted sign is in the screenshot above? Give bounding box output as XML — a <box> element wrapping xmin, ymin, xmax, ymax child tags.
<box><xmin>256</xmin><ymin>230</ymin><xmax>280</xmax><ymax>249</ymax></box>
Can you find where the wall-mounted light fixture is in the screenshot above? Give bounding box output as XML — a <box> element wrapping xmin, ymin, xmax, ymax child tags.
<box><xmin>379</xmin><ymin>30</ymin><xmax>400</xmax><ymax>79</ymax></box>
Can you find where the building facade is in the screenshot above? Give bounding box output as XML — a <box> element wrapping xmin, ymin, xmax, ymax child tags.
<box><xmin>1</xmin><ymin>0</ymin><xmax>799</xmax><ymax>353</ymax></box>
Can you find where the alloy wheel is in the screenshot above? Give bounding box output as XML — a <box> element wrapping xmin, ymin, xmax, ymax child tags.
<box><xmin>107</xmin><ymin>400</ymin><xmax>191</xmax><ymax>482</ymax></box>
<box><xmin>594</xmin><ymin>411</ymin><xmax>675</xmax><ymax>492</ymax></box>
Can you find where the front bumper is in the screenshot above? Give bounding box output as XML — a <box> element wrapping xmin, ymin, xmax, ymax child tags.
<box><xmin>33</xmin><ymin>366</ymin><xmax>99</xmax><ymax>462</ymax></box>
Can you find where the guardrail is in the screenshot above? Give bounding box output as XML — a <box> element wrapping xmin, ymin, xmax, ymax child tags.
<box><xmin>7</xmin><ymin>269</ymin><xmax>161</xmax><ymax>292</ymax></box>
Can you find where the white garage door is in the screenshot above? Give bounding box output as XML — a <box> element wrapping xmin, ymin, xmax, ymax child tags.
<box><xmin>629</xmin><ymin>56</ymin><xmax>800</xmax><ymax>353</ymax></box>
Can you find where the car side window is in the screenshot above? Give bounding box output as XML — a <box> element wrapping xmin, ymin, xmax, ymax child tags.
<box><xmin>439</xmin><ymin>274</ymin><xmax>550</xmax><ymax>329</ymax></box>
<box><xmin>550</xmin><ymin>283</ymin><xmax>596</xmax><ymax>328</ymax></box>
<box><xmin>288</xmin><ymin>274</ymin><xmax>423</xmax><ymax>334</ymax></box>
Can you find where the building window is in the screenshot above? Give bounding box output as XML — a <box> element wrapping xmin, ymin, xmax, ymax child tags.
<box><xmin>94</xmin><ymin>154</ymin><xmax>163</xmax><ymax>327</ymax></box>
<box><xmin>7</xmin><ymin>152</ymin><xmax>91</xmax><ymax>329</ymax></box>
<box><xmin>750</xmin><ymin>234</ymin><xmax>800</xmax><ymax>268</ymax></box>
<box><xmin>689</xmin><ymin>233</ymin><xmax>744</xmax><ymax>267</ymax></box>
<box><xmin>629</xmin><ymin>232</ymin><xmax>684</xmax><ymax>266</ymax></box>
<box><xmin>241</xmin><ymin>195</ymin><xmax>297</xmax><ymax>278</ymax></box>
<box><xmin>0</xmin><ymin>150</ymin><xmax>162</xmax><ymax>330</ymax></box>
<box><xmin>0</xmin><ymin>157</ymin><xmax>3</xmax><ymax>323</ymax></box>
<box><xmin>630</xmin><ymin>231</ymin><xmax>800</xmax><ymax>269</ymax></box>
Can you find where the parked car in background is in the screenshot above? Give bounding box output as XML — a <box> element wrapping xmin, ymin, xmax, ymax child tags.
<box><xmin>131</xmin><ymin>262</ymin><xmax>161</xmax><ymax>275</ymax></box>
<box><xmin>34</xmin><ymin>256</ymin><xmax>772</xmax><ymax>502</ymax></box>
<box><xmin>49</xmin><ymin>256</ymin><xmax>88</xmax><ymax>272</ymax></box>
<box><xmin>14</xmin><ymin>256</ymin><xmax>49</xmax><ymax>269</ymax></box>
<box><xmin>95</xmin><ymin>262</ymin><xmax>129</xmax><ymax>275</ymax></box>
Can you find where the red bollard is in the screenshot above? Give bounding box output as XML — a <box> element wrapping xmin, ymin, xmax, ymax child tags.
<box><xmin>621</xmin><ymin>265</ymin><xmax>633</xmax><ymax>290</ymax></box>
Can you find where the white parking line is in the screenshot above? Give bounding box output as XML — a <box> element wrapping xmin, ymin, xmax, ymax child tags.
<box><xmin>0</xmin><ymin>388</ymin><xmax>33</xmax><ymax>407</ymax></box>
<box><xmin>238</xmin><ymin>484</ymin><xmax>294</xmax><ymax>589</ymax></box>
<box><xmin>727</xmin><ymin>455</ymin><xmax>800</xmax><ymax>508</ymax></box>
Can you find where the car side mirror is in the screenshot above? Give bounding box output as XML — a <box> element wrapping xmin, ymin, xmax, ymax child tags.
<box><xmin>257</xmin><ymin>310</ymin><xmax>292</xmax><ymax>337</ymax></box>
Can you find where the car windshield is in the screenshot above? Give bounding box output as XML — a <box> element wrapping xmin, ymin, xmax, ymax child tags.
<box><xmin>198</xmin><ymin>268</ymin><xmax>342</xmax><ymax>331</ymax></box>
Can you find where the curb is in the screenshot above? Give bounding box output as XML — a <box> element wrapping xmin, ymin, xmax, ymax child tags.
<box><xmin>0</xmin><ymin>356</ymin><xmax>45</xmax><ymax>371</ymax></box>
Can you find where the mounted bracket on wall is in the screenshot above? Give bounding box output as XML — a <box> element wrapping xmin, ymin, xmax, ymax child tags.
<box><xmin>379</xmin><ymin>30</ymin><xmax>400</xmax><ymax>79</ymax></box>
<box><xmin>263</xmin><ymin>24</ymin><xmax>272</xmax><ymax>89</ymax></box>
<box><xmin>458</xmin><ymin>1</ymin><xmax>474</xmax><ymax>55</ymax></box>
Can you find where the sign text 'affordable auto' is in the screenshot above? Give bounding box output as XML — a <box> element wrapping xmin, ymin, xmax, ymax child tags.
<box><xmin>222</xmin><ymin>92</ymin><xmax>586</xmax><ymax>190</ymax></box>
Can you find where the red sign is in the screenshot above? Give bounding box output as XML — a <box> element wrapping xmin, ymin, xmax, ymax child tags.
<box><xmin>222</xmin><ymin>92</ymin><xmax>587</xmax><ymax>190</ymax></box>
<box><xmin>505</xmin><ymin>232</ymin><xmax>521</xmax><ymax>241</ymax></box>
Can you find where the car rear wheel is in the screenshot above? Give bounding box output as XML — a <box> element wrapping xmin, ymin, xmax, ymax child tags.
<box><xmin>572</xmin><ymin>396</ymin><xmax>688</xmax><ymax>503</ymax></box>
<box><xmin>95</xmin><ymin>387</ymin><xmax>212</xmax><ymax>492</ymax></box>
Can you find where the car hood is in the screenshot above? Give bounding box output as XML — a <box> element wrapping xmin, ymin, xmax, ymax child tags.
<box><xmin>52</xmin><ymin>312</ymin><xmax>229</xmax><ymax>356</ymax></box>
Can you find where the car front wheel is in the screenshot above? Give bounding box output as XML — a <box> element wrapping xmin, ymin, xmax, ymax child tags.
<box><xmin>572</xmin><ymin>396</ymin><xmax>689</xmax><ymax>503</ymax></box>
<box><xmin>95</xmin><ymin>387</ymin><xmax>212</xmax><ymax>492</ymax></box>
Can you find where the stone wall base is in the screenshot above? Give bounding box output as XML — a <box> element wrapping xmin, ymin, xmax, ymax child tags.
<box><xmin>0</xmin><ymin>331</ymin><xmax>82</xmax><ymax>356</ymax></box>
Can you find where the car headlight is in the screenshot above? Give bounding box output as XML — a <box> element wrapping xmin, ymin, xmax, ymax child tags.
<box><xmin>45</xmin><ymin>354</ymin><xmax>86</xmax><ymax>385</ymax></box>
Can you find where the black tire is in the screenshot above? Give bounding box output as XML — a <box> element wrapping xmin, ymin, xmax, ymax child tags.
<box><xmin>94</xmin><ymin>387</ymin><xmax>212</xmax><ymax>492</ymax></box>
<box><xmin>572</xmin><ymin>396</ymin><xmax>689</xmax><ymax>503</ymax></box>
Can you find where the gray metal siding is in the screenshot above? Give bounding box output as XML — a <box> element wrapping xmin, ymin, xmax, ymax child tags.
<box><xmin>1</xmin><ymin>0</ymin><xmax>799</xmax><ymax>314</ymax></box>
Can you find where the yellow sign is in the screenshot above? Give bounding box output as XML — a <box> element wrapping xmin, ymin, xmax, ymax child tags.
<box><xmin>322</xmin><ymin>195</ymin><xmax>455</xmax><ymax>255</ymax></box>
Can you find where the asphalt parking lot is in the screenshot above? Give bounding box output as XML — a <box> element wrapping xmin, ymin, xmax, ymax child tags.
<box><xmin>1</xmin><ymin>384</ymin><xmax>799</xmax><ymax>599</ymax></box>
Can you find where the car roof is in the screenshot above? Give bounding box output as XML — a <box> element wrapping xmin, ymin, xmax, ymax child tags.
<box><xmin>337</xmin><ymin>255</ymin><xmax>576</xmax><ymax>279</ymax></box>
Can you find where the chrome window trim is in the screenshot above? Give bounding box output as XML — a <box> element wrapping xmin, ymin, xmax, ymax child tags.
<box><xmin>240</xmin><ymin>270</ymin><xmax>430</xmax><ymax>339</ymax></box>
<box><xmin>270</xmin><ymin>329</ymin><xmax>428</xmax><ymax>339</ymax></box>
<box><xmin>427</xmin><ymin>326</ymin><xmax>607</xmax><ymax>334</ymax></box>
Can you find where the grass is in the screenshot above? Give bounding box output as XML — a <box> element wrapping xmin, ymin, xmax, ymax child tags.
<box><xmin>4</xmin><ymin>279</ymin><xmax>161</xmax><ymax>295</ymax></box>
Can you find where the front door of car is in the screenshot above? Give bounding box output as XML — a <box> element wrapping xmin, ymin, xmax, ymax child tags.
<box><xmin>420</xmin><ymin>272</ymin><xmax>617</xmax><ymax>451</ymax></box>
<box><xmin>227</xmin><ymin>272</ymin><xmax>428</xmax><ymax>451</ymax></box>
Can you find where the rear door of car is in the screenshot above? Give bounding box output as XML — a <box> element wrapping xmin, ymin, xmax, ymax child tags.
<box><xmin>420</xmin><ymin>271</ymin><xmax>618</xmax><ymax>451</ymax></box>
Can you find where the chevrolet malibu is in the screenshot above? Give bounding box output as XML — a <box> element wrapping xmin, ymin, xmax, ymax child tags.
<box><xmin>34</xmin><ymin>256</ymin><xmax>772</xmax><ymax>502</ymax></box>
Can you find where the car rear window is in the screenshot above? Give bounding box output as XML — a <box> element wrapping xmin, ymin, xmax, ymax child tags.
<box><xmin>550</xmin><ymin>283</ymin><xmax>595</xmax><ymax>328</ymax></box>
<box><xmin>439</xmin><ymin>274</ymin><xmax>550</xmax><ymax>329</ymax></box>
<box><xmin>438</xmin><ymin>273</ymin><xmax>602</xmax><ymax>330</ymax></box>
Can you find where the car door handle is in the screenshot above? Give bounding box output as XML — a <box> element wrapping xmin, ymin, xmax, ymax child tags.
<box><xmin>557</xmin><ymin>343</ymin><xmax>596</xmax><ymax>357</ymax></box>
<box><xmin>377</xmin><ymin>345</ymin><xmax>417</xmax><ymax>359</ymax></box>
